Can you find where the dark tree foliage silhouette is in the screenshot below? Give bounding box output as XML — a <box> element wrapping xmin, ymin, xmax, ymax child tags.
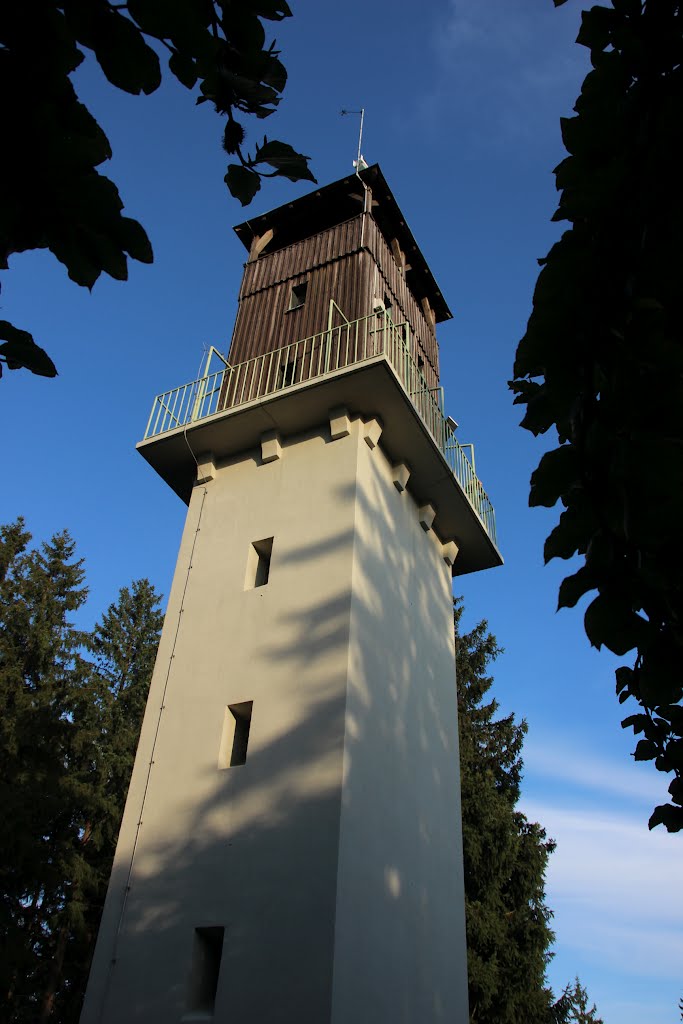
<box><xmin>0</xmin><ymin>0</ymin><xmax>314</xmax><ymax>379</ymax></box>
<box><xmin>0</xmin><ymin>519</ymin><xmax>163</xmax><ymax>1023</ymax></box>
<box><xmin>455</xmin><ymin>601</ymin><xmax>599</xmax><ymax>1024</ymax></box>
<box><xmin>510</xmin><ymin>0</ymin><xmax>683</xmax><ymax>831</ymax></box>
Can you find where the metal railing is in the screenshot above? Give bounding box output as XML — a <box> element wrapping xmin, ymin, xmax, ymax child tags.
<box><xmin>143</xmin><ymin>311</ymin><xmax>497</xmax><ymax>545</ymax></box>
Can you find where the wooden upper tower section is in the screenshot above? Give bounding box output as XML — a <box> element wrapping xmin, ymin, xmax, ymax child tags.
<box><xmin>229</xmin><ymin>164</ymin><xmax>451</xmax><ymax>394</ymax></box>
<box><xmin>137</xmin><ymin>164</ymin><xmax>502</xmax><ymax>574</ymax></box>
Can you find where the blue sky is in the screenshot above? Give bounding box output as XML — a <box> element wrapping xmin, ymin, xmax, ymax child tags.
<box><xmin>2</xmin><ymin>1</ymin><xmax>680</xmax><ymax>1020</ymax></box>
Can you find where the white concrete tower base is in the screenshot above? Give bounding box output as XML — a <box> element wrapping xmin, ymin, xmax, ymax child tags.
<box><xmin>81</xmin><ymin>414</ymin><xmax>469</xmax><ymax>1024</ymax></box>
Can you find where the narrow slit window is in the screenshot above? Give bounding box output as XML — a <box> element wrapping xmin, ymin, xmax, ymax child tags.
<box><xmin>186</xmin><ymin>926</ymin><xmax>224</xmax><ymax>1017</ymax></box>
<box><xmin>289</xmin><ymin>281</ymin><xmax>308</xmax><ymax>310</ymax></box>
<box><xmin>219</xmin><ymin>701</ymin><xmax>253</xmax><ymax>769</ymax></box>
<box><xmin>245</xmin><ymin>537</ymin><xmax>273</xmax><ymax>590</ymax></box>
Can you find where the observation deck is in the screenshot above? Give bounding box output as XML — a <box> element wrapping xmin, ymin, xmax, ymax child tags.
<box><xmin>138</xmin><ymin>311</ymin><xmax>502</xmax><ymax>576</ymax></box>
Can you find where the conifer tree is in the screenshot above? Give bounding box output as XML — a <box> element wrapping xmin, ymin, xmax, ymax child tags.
<box><xmin>0</xmin><ymin>519</ymin><xmax>90</xmax><ymax>1021</ymax></box>
<box><xmin>455</xmin><ymin>600</ymin><xmax>556</xmax><ymax>1023</ymax></box>
<box><xmin>456</xmin><ymin>602</ymin><xmax>603</xmax><ymax>1024</ymax></box>
<box><xmin>1</xmin><ymin>519</ymin><xmax>602</xmax><ymax>1021</ymax></box>
<box><xmin>552</xmin><ymin>977</ymin><xmax>604</xmax><ymax>1024</ymax></box>
<box><xmin>0</xmin><ymin>521</ymin><xmax>163</xmax><ymax>1023</ymax></box>
<box><xmin>49</xmin><ymin>580</ymin><xmax>164</xmax><ymax>1023</ymax></box>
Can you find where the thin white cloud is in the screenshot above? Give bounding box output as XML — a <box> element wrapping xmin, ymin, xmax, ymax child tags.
<box><xmin>523</xmin><ymin>739</ymin><xmax>663</xmax><ymax>806</ymax></box>
<box><xmin>437</xmin><ymin>0</ymin><xmax>533</xmax><ymax>62</ymax></box>
<box><xmin>416</xmin><ymin>0</ymin><xmax>589</xmax><ymax>144</ymax></box>
<box><xmin>521</xmin><ymin>800</ymin><xmax>683</xmax><ymax>979</ymax></box>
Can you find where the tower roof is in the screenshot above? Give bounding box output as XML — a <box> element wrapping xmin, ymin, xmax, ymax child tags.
<box><xmin>233</xmin><ymin>164</ymin><xmax>452</xmax><ymax>324</ymax></box>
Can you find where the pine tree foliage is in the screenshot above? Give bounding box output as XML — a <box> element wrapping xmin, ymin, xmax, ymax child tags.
<box><xmin>455</xmin><ymin>599</ymin><xmax>557</xmax><ymax>1023</ymax></box>
<box><xmin>49</xmin><ymin>579</ymin><xmax>164</xmax><ymax>1023</ymax></box>
<box><xmin>0</xmin><ymin>519</ymin><xmax>90</xmax><ymax>1020</ymax></box>
<box><xmin>0</xmin><ymin>520</ymin><xmax>163</xmax><ymax>1023</ymax></box>
<box><xmin>85</xmin><ymin>579</ymin><xmax>165</xmax><ymax>854</ymax></box>
<box><xmin>1</xmin><ymin>519</ymin><xmax>602</xmax><ymax>1021</ymax></box>
<box><xmin>456</xmin><ymin>601</ymin><xmax>603</xmax><ymax>1024</ymax></box>
<box><xmin>552</xmin><ymin>977</ymin><xmax>604</xmax><ymax>1023</ymax></box>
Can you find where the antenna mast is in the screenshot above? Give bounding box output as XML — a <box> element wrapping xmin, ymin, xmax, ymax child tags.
<box><xmin>340</xmin><ymin>108</ymin><xmax>367</xmax><ymax>173</ymax></box>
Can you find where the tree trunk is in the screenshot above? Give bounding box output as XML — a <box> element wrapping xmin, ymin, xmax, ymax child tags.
<box><xmin>39</xmin><ymin>922</ymin><xmax>68</xmax><ymax>1022</ymax></box>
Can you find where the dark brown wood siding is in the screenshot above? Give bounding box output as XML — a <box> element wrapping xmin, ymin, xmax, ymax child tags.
<box><xmin>228</xmin><ymin>217</ymin><xmax>369</xmax><ymax>364</ymax></box>
<box><xmin>363</xmin><ymin>217</ymin><xmax>440</xmax><ymax>387</ymax></box>
<box><xmin>227</xmin><ymin>212</ymin><xmax>440</xmax><ymax>391</ymax></box>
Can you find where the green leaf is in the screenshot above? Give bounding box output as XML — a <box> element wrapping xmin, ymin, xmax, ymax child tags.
<box><xmin>621</xmin><ymin>713</ymin><xmax>650</xmax><ymax>735</ymax></box>
<box><xmin>116</xmin><ymin>217</ymin><xmax>153</xmax><ymax>264</ymax></box>
<box><xmin>663</xmin><ymin>704</ymin><xmax>683</xmax><ymax>732</ymax></box>
<box><xmin>633</xmin><ymin>738</ymin><xmax>658</xmax><ymax>761</ymax></box>
<box><xmin>638</xmin><ymin>636</ymin><xmax>683</xmax><ymax>708</ymax></box>
<box><xmin>615</xmin><ymin>665</ymin><xmax>634</xmax><ymax>695</ymax></box>
<box><xmin>128</xmin><ymin>0</ymin><xmax>211</xmax><ymax>51</ymax></box>
<box><xmin>61</xmin><ymin>98</ymin><xmax>112</xmax><ymax>168</ymax></box>
<box><xmin>0</xmin><ymin>322</ymin><xmax>57</xmax><ymax>377</ymax></box>
<box><xmin>86</xmin><ymin>229</ymin><xmax>129</xmax><ymax>281</ymax></box>
<box><xmin>544</xmin><ymin>502</ymin><xmax>594</xmax><ymax>562</ymax></box>
<box><xmin>249</xmin><ymin>0</ymin><xmax>293</xmax><ymax>20</ymax></box>
<box><xmin>648</xmin><ymin>803</ymin><xmax>683</xmax><ymax>832</ymax></box>
<box><xmin>253</xmin><ymin>139</ymin><xmax>316</xmax><ymax>183</ymax></box>
<box><xmin>662</xmin><ymin>740</ymin><xmax>683</xmax><ymax>771</ymax></box>
<box><xmin>127</xmin><ymin>0</ymin><xmax>175</xmax><ymax>37</ymax></box>
<box><xmin>529</xmin><ymin>445</ymin><xmax>579</xmax><ymax>508</ymax></box>
<box><xmin>91</xmin><ymin>9</ymin><xmax>161</xmax><ymax>95</ymax></box>
<box><xmin>207</xmin><ymin>67</ymin><xmax>278</xmax><ymax>116</ymax></box>
<box><xmin>220</xmin><ymin>9</ymin><xmax>267</xmax><ymax>54</ymax></box>
<box><xmin>224</xmin><ymin>164</ymin><xmax>261</xmax><ymax>206</ymax></box>
<box><xmin>261</xmin><ymin>55</ymin><xmax>287</xmax><ymax>93</ymax></box>
<box><xmin>584</xmin><ymin>593</ymin><xmax>645</xmax><ymax>655</ymax></box>
<box><xmin>511</xmin><ymin>374</ymin><xmax>562</xmax><ymax>437</ymax></box>
<box><xmin>516</xmin><ymin>386</ymin><xmax>557</xmax><ymax>436</ymax></box>
<box><xmin>168</xmin><ymin>50</ymin><xmax>197</xmax><ymax>90</ymax></box>
<box><xmin>576</xmin><ymin>7</ymin><xmax>617</xmax><ymax>52</ymax></box>
<box><xmin>509</xmin><ymin>378</ymin><xmax>541</xmax><ymax>404</ymax></box>
<box><xmin>557</xmin><ymin>566</ymin><xmax>596</xmax><ymax>610</ymax></box>
<box><xmin>48</xmin><ymin>234</ymin><xmax>101</xmax><ymax>289</ymax></box>
<box><xmin>668</xmin><ymin>777</ymin><xmax>683</xmax><ymax>806</ymax></box>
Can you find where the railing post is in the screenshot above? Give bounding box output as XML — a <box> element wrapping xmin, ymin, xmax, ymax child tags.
<box><xmin>191</xmin><ymin>377</ymin><xmax>207</xmax><ymax>422</ymax></box>
<box><xmin>144</xmin><ymin>401</ymin><xmax>157</xmax><ymax>440</ymax></box>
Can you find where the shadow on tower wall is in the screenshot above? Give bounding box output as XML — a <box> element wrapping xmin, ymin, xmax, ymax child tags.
<box><xmin>86</xmin><ymin>439</ymin><xmax>466</xmax><ymax>1024</ymax></box>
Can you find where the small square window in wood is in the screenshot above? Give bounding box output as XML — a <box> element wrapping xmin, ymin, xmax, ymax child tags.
<box><xmin>289</xmin><ymin>281</ymin><xmax>308</xmax><ymax>310</ymax></box>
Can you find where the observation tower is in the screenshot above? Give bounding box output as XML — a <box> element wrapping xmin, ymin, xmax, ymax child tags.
<box><xmin>81</xmin><ymin>165</ymin><xmax>502</xmax><ymax>1024</ymax></box>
